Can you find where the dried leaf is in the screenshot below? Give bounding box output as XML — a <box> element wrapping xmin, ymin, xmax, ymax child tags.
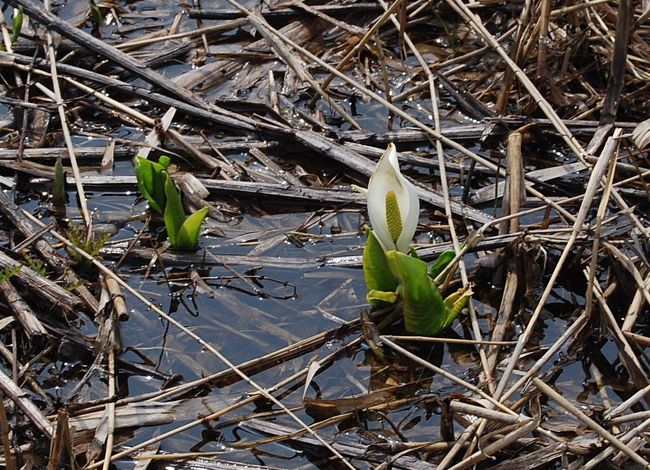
<box><xmin>632</xmin><ymin>117</ymin><xmax>650</xmax><ymax>149</ymax></box>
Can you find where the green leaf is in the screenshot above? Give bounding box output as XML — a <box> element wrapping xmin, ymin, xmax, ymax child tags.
<box><xmin>363</xmin><ymin>228</ymin><xmax>398</xmax><ymax>305</ymax></box>
<box><xmin>430</xmin><ymin>250</ymin><xmax>456</xmax><ymax>280</ymax></box>
<box><xmin>385</xmin><ymin>250</ymin><xmax>447</xmax><ymax>335</ymax></box>
<box><xmin>150</xmin><ymin>165</ymin><xmax>168</xmax><ymax>214</ymax></box>
<box><xmin>367</xmin><ymin>289</ymin><xmax>399</xmax><ymax>304</ymax></box>
<box><xmin>135</xmin><ymin>157</ymin><xmax>158</xmax><ymax>212</ymax></box>
<box><xmin>441</xmin><ymin>285</ymin><xmax>472</xmax><ymax>329</ymax></box>
<box><xmin>88</xmin><ymin>0</ymin><xmax>102</xmax><ymax>28</ymax></box>
<box><xmin>135</xmin><ymin>156</ymin><xmax>170</xmax><ymax>213</ymax></box>
<box><xmin>11</xmin><ymin>8</ymin><xmax>23</xmax><ymax>44</ymax></box>
<box><xmin>164</xmin><ymin>175</ymin><xmax>186</xmax><ymax>248</ymax></box>
<box><xmin>175</xmin><ymin>207</ymin><xmax>209</xmax><ymax>249</ymax></box>
<box><xmin>158</xmin><ymin>155</ymin><xmax>171</xmax><ymax>169</ymax></box>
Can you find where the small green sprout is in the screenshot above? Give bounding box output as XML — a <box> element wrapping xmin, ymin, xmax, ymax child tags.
<box><xmin>0</xmin><ymin>265</ymin><xmax>21</xmax><ymax>284</ymax></box>
<box><xmin>67</xmin><ymin>222</ymin><xmax>111</xmax><ymax>265</ymax></box>
<box><xmin>24</xmin><ymin>256</ymin><xmax>47</xmax><ymax>277</ymax></box>
<box><xmin>88</xmin><ymin>0</ymin><xmax>102</xmax><ymax>29</ymax></box>
<box><xmin>135</xmin><ymin>155</ymin><xmax>171</xmax><ymax>214</ymax></box>
<box><xmin>163</xmin><ymin>176</ymin><xmax>208</xmax><ymax>250</ymax></box>
<box><xmin>10</xmin><ymin>7</ymin><xmax>23</xmax><ymax>45</ymax></box>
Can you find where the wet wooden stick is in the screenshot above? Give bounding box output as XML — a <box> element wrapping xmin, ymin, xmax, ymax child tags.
<box><xmin>584</xmin><ymin>141</ymin><xmax>618</xmax><ymax>317</ymax></box>
<box><xmin>0</xmin><ymin>342</ymin><xmax>50</xmax><ymax>404</ymax></box>
<box><xmin>583</xmin><ymin>416</ymin><xmax>650</xmax><ymax>469</ymax></box>
<box><xmin>621</xmin><ymin>273</ymin><xmax>650</xmax><ymax>333</ymax></box>
<box><xmin>100</xmin><ymin>346</ymin><xmax>116</xmax><ymax>470</ymax></box>
<box><xmin>447</xmin><ymin>418</ymin><xmax>538</xmax><ymax>470</ymax></box>
<box><xmin>584</xmin><ymin>268</ymin><xmax>649</xmax><ymax>389</ymax></box>
<box><xmin>487</xmin><ymin>131</ymin><xmax>524</xmax><ymax>376</ymax></box>
<box><xmin>437</xmin><ymin>310</ymin><xmax>589</xmax><ymax>469</ymax></box>
<box><xmin>0</xmin><ymin>392</ymin><xmax>16</xmax><ymax>470</ymax></box>
<box><xmin>47</xmin><ymin>409</ymin><xmax>74</xmax><ymax>470</ymax></box>
<box><xmin>0</xmin><ymin>252</ymin><xmax>82</xmax><ymax>311</ymax></box>
<box><xmin>501</xmin><ymin>132</ymin><xmax>525</xmax><ymax>234</ymax></box>
<box><xmin>0</xmin><ymin>280</ymin><xmax>47</xmax><ymax>338</ymax></box>
<box><xmin>246</xmin><ymin>15</ymin><xmax>361</xmax><ymax>130</ymax></box>
<box><xmin>105</xmin><ymin>277</ymin><xmax>128</xmax><ymax>322</ymax></box>
<box><xmin>533</xmin><ymin>378</ymin><xmax>649</xmax><ymax>468</ymax></box>
<box><xmin>40</xmin><ymin>0</ymin><xmax>90</xmax><ymax>228</ymax></box>
<box><xmin>379</xmin><ymin>336</ymin><xmax>518</xmax><ymax>417</ymax></box>
<box><xmin>493</xmin><ymin>131</ymin><xmax>620</xmax><ymax>401</ymax></box>
<box><xmin>449</xmin><ymin>401</ymin><xmax>527</xmax><ymax>425</ymax></box>
<box><xmin>7</xmin><ymin>0</ymin><xmax>209</xmax><ymax>110</ymax></box>
<box><xmin>0</xmin><ymin>190</ymin><xmax>98</xmax><ymax>313</ymax></box>
<box><xmin>0</xmin><ymin>368</ymin><xmax>52</xmax><ymax>438</ymax></box>
<box><xmin>0</xmin><ymin>50</ymin><xmax>264</xmax><ymax>133</ymax></box>
<box><xmin>444</xmin><ymin>0</ymin><xmax>649</xmax><ymax>239</ymax></box>
<box><xmin>63</xmin><ymin>77</ymin><xmax>221</xmax><ymax>170</ymax></box>
<box><xmin>309</xmin><ymin>0</ymin><xmax>407</xmax><ymax>106</ymax></box>
<box><xmin>230</xmin><ymin>7</ymin><xmax>578</xmax><ymax>223</ymax></box>
<box><xmin>600</xmin><ymin>0</ymin><xmax>632</xmax><ymax>124</ymax></box>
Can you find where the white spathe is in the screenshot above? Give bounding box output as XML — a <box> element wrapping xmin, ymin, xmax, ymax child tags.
<box><xmin>367</xmin><ymin>143</ymin><xmax>419</xmax><ymax>253</ymax></box>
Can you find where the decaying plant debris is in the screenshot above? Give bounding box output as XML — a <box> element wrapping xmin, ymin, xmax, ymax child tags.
<box><xmin>0</xmin><ymin>0</ymin><xmax>649</xmax><ymax>468</ymax></box>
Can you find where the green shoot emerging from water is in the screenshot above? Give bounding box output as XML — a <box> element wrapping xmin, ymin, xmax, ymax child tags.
<box><xmin>164</xmin><ymin>176</ymin><xmax>208</xmax><ymax>250</ymax></box>
<box><xmin>135</xmin><ymin>155</ymin><xmax>170</xmax><ymax>214</ymax></box>
<box><xmin>11</xmin><ymin>7</ymin><xmax>23</xmax><ymax>45</ymax></box>
<box><xmin>88</xmin><ymin>0</ymin><xmax>102</xmax><ymax>30</ymax></box>
<box><xmin>67</xmin><ymin>222</ymin><xmax>111</xmax><ymax>265</ymax></box>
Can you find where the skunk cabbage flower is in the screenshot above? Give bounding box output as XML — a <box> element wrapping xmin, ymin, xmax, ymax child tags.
<box><xmin>362</xmin><ymin>144</ymin><xmax>472</xmax><ymax>335</ymax></box>
<box><xmin>367</xmin><ymin>143</ymin><xmax>419</xmax><ymax>253</ymax></box>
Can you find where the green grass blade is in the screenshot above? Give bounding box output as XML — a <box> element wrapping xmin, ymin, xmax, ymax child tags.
<box><xmin>88</xmin><ymin>0</ymin><xmax>102</xmax><ymax>28</ymax></box>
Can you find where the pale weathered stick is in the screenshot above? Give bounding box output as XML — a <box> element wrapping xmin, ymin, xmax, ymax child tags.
<box><xmin>380</xmin><ymin>336</ymin><xmax>520</xmax><ymax>417</ymax></box>
<box><xmin>41</xmin><ymin>0</ymin><xmax>90</xmax><ymax>227</ymax></box>
<box><xmin>533</xmin><ymin>378</ymin><xmax>649</xmax><ymax>468</ymax></box>
<box><xmin>605</xmin><ymin>386</ymin><xmax>650</xmax><ymax>421</ymax></box>
<box><xmin>447</xmin><ymin>418</ymin><xmax>538</xmax><ymax>470</ymax></box>
<box><xmin>449</xmin><ymin>401</ymin><xmax>526</xmax><ymax>424</ymax></box>
<box><xmin>494</xmin><ymin>131</ymin><xmax>621</xmax><ymax>400</ymax></box>
<box><xmin>582</xmin><ymin>416</ymin><xmax>650</xmax><ymax>470</ymax></box>
<box><xmin>0</xmin><ymin>391</ymin><xmax>16</xmax><ymax>470</ymax></box>
<box><xmin>0</xmin><ymin>280</ymin><xmax>47</xmax><ymax>338</ymax></box>
<box><xmin>0</xmin><ymin>368</ymin><xmax>53</xmax><ymax>438</ymax></box>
